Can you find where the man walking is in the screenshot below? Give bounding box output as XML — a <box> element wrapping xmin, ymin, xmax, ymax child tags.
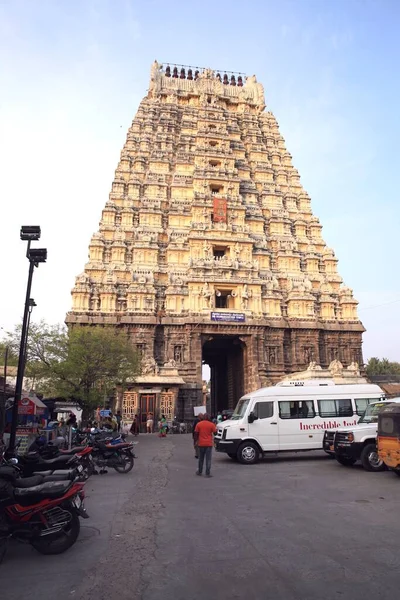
<box><xmin>192</xmin><ymin>413</ymin><xmax>203</xmax><ymax>459</ymax></box>
<box><xmin>194</xmin><ymin>413</ymin><xmax>217</xmax><ymax>477</ymax></box>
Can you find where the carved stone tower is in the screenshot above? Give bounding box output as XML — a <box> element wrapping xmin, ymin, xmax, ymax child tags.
<box><xmin>66</xmin><ymin>61</ymin><xmax>364</xmax><ymax>424</ymax></box>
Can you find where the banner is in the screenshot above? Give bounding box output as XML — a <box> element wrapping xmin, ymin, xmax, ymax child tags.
<box><xmin>213</xmin><ymin>198</ymin><xmax>227</xmax><ymax>223</ymax></box>
<box><xmin>211</xmin><ymin>312</ymin><xmax>245</xmax><ymax>323</ymax></box>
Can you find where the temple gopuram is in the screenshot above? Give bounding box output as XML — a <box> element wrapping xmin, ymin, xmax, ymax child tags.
<box><xmin>66</xmin><ymin>61</ymin><xmax>364</xmax><ymax>425</ymax></box>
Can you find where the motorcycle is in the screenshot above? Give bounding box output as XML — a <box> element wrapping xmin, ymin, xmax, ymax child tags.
<box><xmin>39</xmin><ymin>445</ymin><xmax>94</xmax><ymax>480</ymax></box>
<box><xmin>91</xmin><ymin>438</ymin><xmax>135</xmax><ymax>474</ymax></box>
<box><xmin>0</xmin><ymin>464</ymin><xmax>78</xmax><ymax>486</ymax></box>
<box><xmin>14</xmin><ymin>452</ymin><xmax>81</xmax><ymax>477</ymax></box>
<box><xmin>0</xmin><ymin>466</ymin><xmax>88</xmax><ymax>562</ymax></box>
<box><xmin>23</xmin><ymin>440</ymin><xmax>94</xmax><ymax>480</ymax></box>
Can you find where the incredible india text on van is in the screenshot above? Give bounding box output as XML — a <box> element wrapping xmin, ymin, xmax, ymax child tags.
<box><xmin>214</xmin><ymin>380</ymin><xmax>384</xmax><ymax>464</ymax></box>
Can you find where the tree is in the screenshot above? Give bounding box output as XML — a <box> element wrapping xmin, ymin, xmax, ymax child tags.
<box><xmin>4</xmin><ymin>321</ymin><xmax>140</xmax><ymax>416</ymax></box>
<box><xmin>366</xmin><ymin>357</ymin><xmax>400</xmax><ymax>377</ymax></box>
<box><xmin>0</xmin><ymin>341</ymin><xmax>18</xmax><ymax>367</ymax></box>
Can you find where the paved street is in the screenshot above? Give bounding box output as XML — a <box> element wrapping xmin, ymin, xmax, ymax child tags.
<box><xmin>1</xmin><ymin>434</ymin><xmax>400</xmax><ymax>600</ymax></box>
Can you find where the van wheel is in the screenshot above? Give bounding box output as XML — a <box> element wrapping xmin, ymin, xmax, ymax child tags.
<box><xmin>336</xmin><ymin>456</ymin><xmax>356</xmax><ymax>466</ymax></box>
<box><xmin>228</xmin><ymin>453</ymin><xmax>238</xmax><ymax>461</ymax></box>
<box><xmin>361</xmin><ymin>443</ymin><xmax>385</xmax><ymax>472</ymax></box>
<box><xmin>237</xmin><ymin>442</ymin><xmax>259</xmax><ymax>465</ymax></box>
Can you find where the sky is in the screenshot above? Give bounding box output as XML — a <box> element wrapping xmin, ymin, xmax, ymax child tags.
<box><xmin>0</xmin><ymin>0</ymin><xmax>399</xmax><ymax>362</ymax></box>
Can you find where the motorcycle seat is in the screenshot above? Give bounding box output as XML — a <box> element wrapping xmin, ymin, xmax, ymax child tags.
<box><xmin>13</xmin><ymin>480</ymin><xmax>73</xmax><ymax>506</ymax></box>
<box><xmin>33</xmin><ymin>469</ymin><xmax>75</xmax><ymax>478</ymax></box>
<box><xmin>13</xmin><ymin>475</ymin><xmax>44</xmax><ymax>488</ymax></box>
<box><xmin>105</xmin><ymin>442</ymin><xmax>131</xmax><ymax>449</ymax></box>
<box><xmin>41</xmin><ymin>455</ymin><xmax>74</xmax><ymax>465</ymax></box>
<box><xmin>59</xmin><ymin>446</ymin><xmax>86</xmax><ymax>454</ymax></box>
<box><xmin>42</xmin><ymin>473</ymin><xmax>74</xmax><ymax>482</ymax></box>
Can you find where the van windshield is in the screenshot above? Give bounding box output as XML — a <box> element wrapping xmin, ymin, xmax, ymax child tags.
<box><xmin>231</xmin><ymin>398</ymin><xmax>250</xmax><ymax>420</ymax></box>
<box><xmin>359</xmin><ymin>402</ymin><xmax>388</xmax><ymax>424</ymax></box>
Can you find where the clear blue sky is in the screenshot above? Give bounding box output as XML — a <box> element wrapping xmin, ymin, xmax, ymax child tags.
<box><xmin>0</xmin><ymin>0</ymin><xmax>399</xmax><ymax>361</ymax></box>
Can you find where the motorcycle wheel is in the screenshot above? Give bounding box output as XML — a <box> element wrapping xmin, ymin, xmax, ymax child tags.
<box><xmin>30</xmin><ymin>510</ymin><xmax>80</xmax><ymax>555</ymax></box>
<box><xmin>114</xmin><ymin>454</ymin><xmax>134</xmax><ymax>474</ymax></box>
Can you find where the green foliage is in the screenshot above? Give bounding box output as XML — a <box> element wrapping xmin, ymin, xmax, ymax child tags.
<box><xmin>4</xmin><ymin>321</ymin><xmax>140</xmax><ymax>410</ymax></box>
<box><xmin>0</xmin><ymin>341</ymin><xmax>18</xmax><ymax>367</ymax></box>
<box><xmin>366</xmin><ymin>357</ymin><xmax>400</xmax><ymax>377</ymax></box>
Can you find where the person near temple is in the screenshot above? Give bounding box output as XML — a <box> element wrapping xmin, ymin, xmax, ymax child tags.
<box><xmin>66</xmin><ymin>412</ymin><xmax>77</xmax><ymax>428</ymax></box>
<box><xmin>158</xmin><ymin>414</ymin><xmax>168</xmax><ymax>437</ymax></box>
<box><xmin>130</xmin><ymin>414</ymin><xmax>139</xmax><ymax>436</ymax></box>
<box><xmin>192</xmin><ymin>413</ymin><xmax>203</xmax><ymax>459</ymax></box>
<box><xmin>146</xmin><ymin>412</ymin><xmax>154</xmax><ymax>434</ymax></box>
<box><xmin>116</xmin><ymin>410</ymin><xmax>122</xmax><ymax>432</ymax></box>
<box><xmin>194</xmin><ymin>414</ymin><xmax>217</xmax><ymax>477</ymax></box>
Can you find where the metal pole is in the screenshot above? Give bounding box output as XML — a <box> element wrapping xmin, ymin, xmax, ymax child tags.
<box><xmin>8</xmin><ymin>259</ymin><xmax>35</xmax><ymax>454</ymax></box>
<box><xmin>23</xmin><ymin>307</ymin><xmax>33</xmax><ymax>374</ymax></box>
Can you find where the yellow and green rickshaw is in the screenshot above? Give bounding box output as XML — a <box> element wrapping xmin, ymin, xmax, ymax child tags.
<box><xmin>378</xmin><ymin>403</ymin><xmax>400</xmax><ymax>477</ymax></box>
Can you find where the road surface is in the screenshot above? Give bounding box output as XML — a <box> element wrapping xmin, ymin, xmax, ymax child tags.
<box><xmin>1</xmin><ymin>434</ymin><xmax>400</xmax><ymax>600</ymax></box>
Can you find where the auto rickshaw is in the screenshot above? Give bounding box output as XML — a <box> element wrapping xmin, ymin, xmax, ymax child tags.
<box><xmin>377</xmin><ymin>403</ymin><xmax>400</xmax><ymax>476</ymax></box>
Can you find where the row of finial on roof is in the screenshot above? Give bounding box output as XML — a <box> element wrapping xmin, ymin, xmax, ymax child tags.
<box><xmin>163</xmin><ymin>65</ymin><xmax>244</xmax><ymax>86</ymax></box>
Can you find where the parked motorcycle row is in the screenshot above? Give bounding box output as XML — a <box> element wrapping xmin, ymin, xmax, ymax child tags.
<box><xmin>0</xmin><ymin>428</ymin><xmax>136</xmax><ymax>563</ymax></box>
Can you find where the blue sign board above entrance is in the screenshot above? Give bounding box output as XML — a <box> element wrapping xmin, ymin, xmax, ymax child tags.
<box><xmin>210</xmin><ymin>312</ymin><xmax>246</xmax><ymax>323</ymax></box>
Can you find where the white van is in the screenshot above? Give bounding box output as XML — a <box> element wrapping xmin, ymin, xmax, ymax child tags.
<box><xmin>214</xmin><ymin>379</ymin><xmax>384</xmax><ymax>464</ymax></box>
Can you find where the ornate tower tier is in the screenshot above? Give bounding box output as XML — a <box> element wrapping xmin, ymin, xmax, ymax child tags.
<box><xmin>66</xmin><ymin>61</ymin><xmax>364</xmax><ymax>421</ymax></box>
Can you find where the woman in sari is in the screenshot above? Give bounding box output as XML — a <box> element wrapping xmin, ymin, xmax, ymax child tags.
<box><xmin>158</xmin><ymin>414</ymin><xmax>168</xmax><ymax>438</ymax></box>
<box><xmin>130</xmin><ymin>414</ymin><xmax>139</xmax><ymax>436</ymax></box>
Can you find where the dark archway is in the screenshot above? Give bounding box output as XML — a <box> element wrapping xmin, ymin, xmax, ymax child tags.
<box><xmin>202</xmin><ymin>335</ymin><xmax>245</xmax><ymax>416</ymax></box>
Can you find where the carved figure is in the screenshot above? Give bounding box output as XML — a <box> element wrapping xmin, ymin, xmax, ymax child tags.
<box><xmin>329</xmin><ymin>359</ymin><xmax>343</xmax><ymax>375</ymax></box>
<box><xmin>201</xmin><ymin>281</ymin><xmax>213</xmax><ymax>308</ymax></box>
<box><xmin>241</xmin><ymin>284</ymin><xmax>249</xmax><ymax>310</ymax></box>
<box><xmin>149</xmin><ymin>60</ymin><xmax>163</xmax><ymax>94</ymax></box>
<box><xmin>89</xmin><ymin>292</ymin><xmax>100</xmax><ymax>311</ymax></box>
<box><xmin>268</xmin><ymin>347</ymin><xmax>277</xmax><ymax>364</ymax></box>
<box><xmin>164</xmin><ymin>358</ymin><xmax>176</xmax><ymax>368</ymax></box>
<box><xmin>303</xmin><ymin>347</ymin><xmax>314</xmax><ymax>363</ymax></box>
<box><xmin>173</xmin><ymin>346</ymin><xmax>182</xmax><ymax>362</ymax></box>
<box><xmin>241</xmin><ymin>74</ymin><xmax>265</xmax><ymax>107</ymax></box>
<box><xmin>142</xmin><ymin>356</ymin><xmax>159</xmax><ymax>375</ymax></box>
<box><xmin>203</xmin><ymin>240</ymin><xmax>212</xmax><ymax>259</ymax></box>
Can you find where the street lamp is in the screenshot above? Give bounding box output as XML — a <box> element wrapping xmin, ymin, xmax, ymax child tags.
<box><xmin>7</xmin><ymin>227</ymin><xmax>47</xmax><ymax>455</ymax></box>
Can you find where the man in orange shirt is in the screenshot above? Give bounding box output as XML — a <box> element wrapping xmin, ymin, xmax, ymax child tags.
<box><xmin>194</xmin><ymin>413</ymin><xmax>217</xmax><ymax>477</ymax></box>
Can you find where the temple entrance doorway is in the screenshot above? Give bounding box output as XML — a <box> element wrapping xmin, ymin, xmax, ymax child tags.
<box><xmin>139</xmin><ymin>393</ymin><xmax>155</xmax><ymax>433</ymax></box>
<box><xmin>202</xmin><ymin>335</ymin><xmax>245</xmax><ymax>416</ymax></box>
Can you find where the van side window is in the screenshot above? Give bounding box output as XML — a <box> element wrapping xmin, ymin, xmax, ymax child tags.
<box><xmin>279</xmin><ymin>401</ymin><xmax>315</xmax><ymax>419</ymax></box>
<box><xmin>253</xmin><ymin>402</ymin><xmax>273</xmax><ymax>419</ymax></box>
<box><xmin>355</xmin><ymin>398</ymin><xmax>375</xmax><ymax>416</ymax></box>
<box><xmin>318</xmin><ymin>399</ymin><xmax>353</xmax><ymax>418</ymax></box>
